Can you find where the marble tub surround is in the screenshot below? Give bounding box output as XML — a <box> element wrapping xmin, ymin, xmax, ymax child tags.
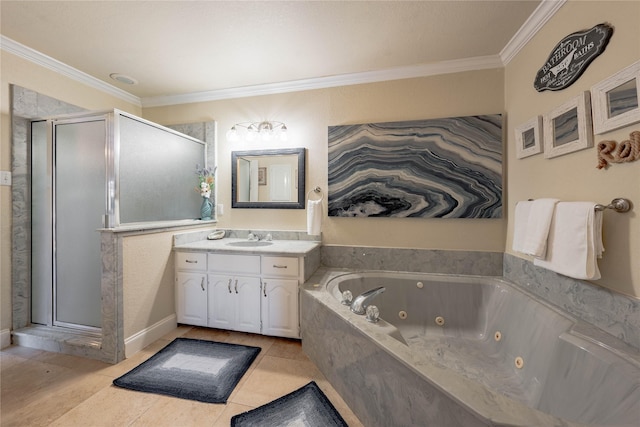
<box><xmin>321</xmin><ymin>245</ymin><xmax>502</xmax><ymax>276</ymax></box>
<box><xmin>504</xmin><ymin>253</ymin><xmax>640</xmax><ymax>350</ymax></box>
<box><xmin>301</xmin><ymin>269</ymin><xmax>640</xmax><ymax>427</ymax></box>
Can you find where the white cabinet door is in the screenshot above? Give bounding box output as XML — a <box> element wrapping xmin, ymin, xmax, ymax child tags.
<box><xmin>261</xmin><ymin>278</ymin><xmax>299</xmax><ymax>338</ymax></box>
<box><xmin>175</xmin><ymin>272</ymin><xmax>207</xmax><ymax>326</ymax></box>
<box><xmin>208</xmin><ymin>274</ymin><xmax>235</xmax><ymax>330</ymax></box>
<box><xmin>235</xmin><ymin>276</ymin><xmax>261</xmax><ymax>334</ymax></box>
<box><xmin>208</xmin><ymin>274</ymin><xmax>261</xmax><ymax>334</ymax></box>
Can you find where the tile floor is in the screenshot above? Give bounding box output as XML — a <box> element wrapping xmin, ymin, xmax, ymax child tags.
<box><xmin>0</xmin><ymin>326</ymin><xmax>363</xmax><ymax>426</ymax></box>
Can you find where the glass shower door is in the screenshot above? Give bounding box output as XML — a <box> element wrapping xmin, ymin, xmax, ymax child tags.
<box><xmin>53</xmin><ymin>118</ymin><xmax>106</xmax><ymax>329</ymax></box>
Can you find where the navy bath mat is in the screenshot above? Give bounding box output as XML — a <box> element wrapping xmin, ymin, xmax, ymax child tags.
<box><xmin>231</xmin><ymin>381</ymin><xmax>348</xmax><ymax>426</ymax></box>
<box><xmin>113</xmin><ymin>338</ymin><xmax>260</xmax><ymax>403</ymax></box>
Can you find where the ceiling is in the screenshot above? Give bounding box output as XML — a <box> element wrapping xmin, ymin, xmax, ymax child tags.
<box><xmin>1</xmin><ymin>1</ymin><xmax>547</xmax><ymax>106</ymax></box>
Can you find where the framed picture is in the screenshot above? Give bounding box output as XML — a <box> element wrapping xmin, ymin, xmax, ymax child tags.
<box><xmin>543</xmin><ymin>91</ymin><xmax>593</xmax><ymax>159</ymax></box>
<box><xmin>515</xmin><ymin>116</ymin><xmax>543</xmax><ymax>159</ymax></box>
<box><xmin>258</xmin><ymin>167</ymin><xmax>267</xmax><ymax>185</ymax></box>
<box><xmin>591</xmin><ymin>60</ymin><xmax>640</xmax><ymax>134</ymax></box>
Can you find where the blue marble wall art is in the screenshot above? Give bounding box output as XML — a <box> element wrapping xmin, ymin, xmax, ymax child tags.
<box><xmin>327</xmin><ymin>115</ymin><xmax>503</xmax><ymax>218</ymax></box>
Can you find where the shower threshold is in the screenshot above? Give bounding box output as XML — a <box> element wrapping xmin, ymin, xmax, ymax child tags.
<box><xmin>11</xmin><ymin>325</ymin><xmax>111</xmax><ymax>362</ymax></box>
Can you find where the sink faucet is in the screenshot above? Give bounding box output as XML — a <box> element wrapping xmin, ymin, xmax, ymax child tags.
<box><xmin>248</xmin><ymin>232</ymin><xmax>272</xmax><ymax>241</ymax></box>
<box><xmin>350</xmin><ymin>286</ymin><xmax>386</xmax><ymax>315</ymax></box>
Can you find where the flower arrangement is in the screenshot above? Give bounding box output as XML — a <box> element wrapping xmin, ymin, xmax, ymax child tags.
<box><xmin>195</xmin><ymin>164</ymin><xmax>216</xmax><ymax>199</ymax></box>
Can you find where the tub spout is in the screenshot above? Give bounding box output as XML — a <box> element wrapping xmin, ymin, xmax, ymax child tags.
<box><xmin>350</xmin><ymin>286</ymin><xmax>386</xmax><ymax>314</ymax></box>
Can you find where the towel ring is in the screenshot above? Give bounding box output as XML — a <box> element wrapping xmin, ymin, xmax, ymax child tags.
<box><xmin>307</xmin><ymin>186</ymin><xmax>323</xmax><ymax>201</ymax></box>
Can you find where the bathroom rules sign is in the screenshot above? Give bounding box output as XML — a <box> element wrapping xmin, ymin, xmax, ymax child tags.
<box><xmin>534</xmin><ymin>23</ymin><xmax>613</xmax><ymax>92</ymax></box>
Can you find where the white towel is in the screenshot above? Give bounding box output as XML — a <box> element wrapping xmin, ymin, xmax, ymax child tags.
<box><xmin>512</xmin><ymin>199</ymin><xmax>559</xmax><ymax>257</ymax></box>
<box><xmin>512</xmin><ymin>200</ymin><xmax>533</xmax><ymax>254</ymax></box>
<box><xmin>523</xmin><ymin>198</ymin><xmax>559</xmax><ymax>257</ymax></box>
<box><xmin>307</xmin><ymin>199</ymin><xmax>322</xmax><ymax>235</ymax></box>
<box><xmin>534</xmin><ymin>202</ymin><xmax>604</xmax><ymax>280</ymax></box>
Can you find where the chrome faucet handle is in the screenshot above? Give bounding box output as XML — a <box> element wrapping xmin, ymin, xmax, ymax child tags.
<box><xmin>366</xmin><ymin>305</ymin><xmax>380</xmax><ymax>323</ymax></box>
<box><xmin>341</xmin><ymin>290</ymin><xmax>353</xmax><ymax>306</ymax></box>
<box><xmin>248</xmin><ymin>233</ymin><xmax>257</xmax><ymax>241</ymax></box>
<box><xmin>265</xmin><ymin>233</ymin><xmax>272</xmax><ymax>241</ymax></box>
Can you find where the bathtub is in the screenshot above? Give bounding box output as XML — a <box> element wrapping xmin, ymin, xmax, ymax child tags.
<box><xmin>300</xmin><ymin>269</ymin><xmax>640</xmax><ymax>427</ymax></box>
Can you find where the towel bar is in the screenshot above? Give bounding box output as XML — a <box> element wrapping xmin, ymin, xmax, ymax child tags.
<box><xmin>594</xmin><ymin>198</ymin><xmax>632</xmax><ymax>212</ymax></box>
<box><xmin>526</xmin><ymin>197</ymin><xmax>632</xmax><ymax>213</ymax></box>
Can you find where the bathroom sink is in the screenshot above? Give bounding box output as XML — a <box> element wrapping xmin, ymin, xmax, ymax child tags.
<box><xmin>226</xmin><ymin>241</ymin><xmax>274</xmax><ymax>247</ymax></box>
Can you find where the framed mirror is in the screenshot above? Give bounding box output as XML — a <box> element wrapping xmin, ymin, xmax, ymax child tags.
<box><xmin>591</xmin><ymin>60</ymin><xmax>640</xmax><ymax>134</ymax></box>
<box><xmin>231</xmin><ymin>148</ymin><xmax>306</xmax><ymax>209</ymax></box>
<box><xmin>543</xmin><ymin>91</ymin><xmax>593</xmax><ymax>159</ymax></box>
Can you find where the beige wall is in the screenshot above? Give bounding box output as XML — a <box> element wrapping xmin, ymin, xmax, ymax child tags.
<box><xmin>0</xmin><ymin>51</ymin><xmax>142</xmax><ymax>333</ymax></box>
<box><xmin>144</xmin><ymin>68</ymin><xmax>506</xmax><ymax>251</ymax></box>
<box><xmin>505</xmin><ymin>0</ymin><xmax>640</xmax><ymax>297</ymax></box>
<box><xmin>122</xmin><ymin>232</ymin><xmax>175</xmax><ymax>338</ymax></box>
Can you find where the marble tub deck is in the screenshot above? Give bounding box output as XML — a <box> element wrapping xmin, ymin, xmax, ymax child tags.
<box><xmin>301</xmin><ymin>267</ymin><xmax>640</xmax><ymax>427</ymax></box>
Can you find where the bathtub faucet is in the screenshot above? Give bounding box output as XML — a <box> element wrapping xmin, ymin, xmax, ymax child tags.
<box><xmin>350</xmin><ymin>286</ymin><xmax>386</xmax><ymax>315</ymax></box>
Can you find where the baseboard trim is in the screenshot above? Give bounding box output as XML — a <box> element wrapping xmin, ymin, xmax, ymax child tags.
<box><xmin>124</xmin><ymin>314</ymin><xmax>177</xmax><ymax>358</ymax></box>
<box><xmin>1</xmin><ymin>329</ymin><xmax>11</xmax><ymax>349</ymax></box>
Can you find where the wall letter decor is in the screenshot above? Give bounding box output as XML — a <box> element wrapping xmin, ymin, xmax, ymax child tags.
<box><xmin>327</xmin><ymin>115</ymin><xmax>503</xmax><ymax>218</ymax></box>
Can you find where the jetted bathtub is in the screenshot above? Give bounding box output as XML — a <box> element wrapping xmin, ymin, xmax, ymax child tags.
<box><xmin>300</xmin><ymin>269</ymin><xmax>640</xmax><ymax>427</ymax></box>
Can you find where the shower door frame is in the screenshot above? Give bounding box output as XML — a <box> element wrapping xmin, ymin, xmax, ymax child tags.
<box><xmin>31</xmin><ymin>112</ymin><xmax>113</xmax><ymax>334</ymax></box>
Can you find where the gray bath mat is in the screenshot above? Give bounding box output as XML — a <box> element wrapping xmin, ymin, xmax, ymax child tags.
<box><xmin>113</xmin><ymin>338</ymin><xmax>260</xmax><ymax>403</ymax></box>
<box><xmin>231</xmin><ymin>381</ymin><xmax>348</xmax><ymax>426</ymax></box>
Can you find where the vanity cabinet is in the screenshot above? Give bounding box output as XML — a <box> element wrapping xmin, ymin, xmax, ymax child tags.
<box><xmin>261</xmin><ymin>278</ymin><xmax>299</xmax><ymax>337</ymax></box>
<box><xmin>260</xmin><ymin>256</ymin><xmax>300</xmax><ymax>338</ymax></box>
<box><xmin>175</xmin><ymin>252</ymin><xmax>208</xmax><ymax>326</ymax></box>
<box><xmin>175</xmin><ymin>250</ymin><xmax>306</xmax><ymax>338</ymax></box>
<box><xmin>207</xmin><ymin>275</ymin><xmax>261</xmax><ymax>334</ymax></box>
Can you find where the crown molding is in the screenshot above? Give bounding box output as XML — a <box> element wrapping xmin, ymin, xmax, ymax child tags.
<box><xmin>500</xmin><ymin>0</ymin><xmax>566</xmax><ymax>65</ymax></box>
<box><xmin>1</xmin><ymin>35</ymin><xmax>142</xmax><ymax>107</ymax></box>
<box><xmin>2</xmin><ymin>0</ymin><xmax>563</xmax><ymax>109</ymax></box>
<box><xmin>141</xmin><ymin>55</ymin><xmax>503</xmax><ymax>107</ymax></box>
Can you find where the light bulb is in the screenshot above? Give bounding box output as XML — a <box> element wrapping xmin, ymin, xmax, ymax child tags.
<box><xmin>226</xmin><ymin>126</ymin><xmax>239</xmax><ymax>142</ymax></box>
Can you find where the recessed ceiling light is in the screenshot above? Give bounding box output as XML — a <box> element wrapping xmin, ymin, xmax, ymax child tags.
<box><xmin>109</xmin><ymin>73</ymin><xmax>138</xmax><ymax>85</ymax></box>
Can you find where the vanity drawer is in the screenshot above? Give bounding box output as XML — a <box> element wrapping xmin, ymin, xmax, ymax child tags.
<box><xmin>262</xmin><ymin>256</ymin><xmax>299</xmax><ymax>278</ymax></box>
<box><xmin>208</xmin><ymin>253</ymin><xmax>260</xmax><ymax>275</ymax></box>
<box><xmin>175</xmin><ymin>252</ymin><xmax>207</xmax><ymax>271</ymax></box>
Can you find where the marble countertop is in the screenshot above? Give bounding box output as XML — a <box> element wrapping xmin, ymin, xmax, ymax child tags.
<box><xmin>174</xmin><ymin>238</ymin><xmax>320</xmax><ymax>256</ymax></box>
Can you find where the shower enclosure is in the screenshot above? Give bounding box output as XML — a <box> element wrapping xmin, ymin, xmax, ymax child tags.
<box><xmin>29</xmin><ymin>110</ymin><xmax>207</xmax><ymax>337</ymax></box>
<box><xmin>31</xmin><ymin>117</ymin><xmax>106</xmax><ymax>331</ymax></box>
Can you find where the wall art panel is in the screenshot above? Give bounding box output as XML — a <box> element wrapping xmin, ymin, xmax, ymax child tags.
<box><xmin>327</xmin><ymin>115</ymin><xmax>503</xmax><ymax>218</ymax></box>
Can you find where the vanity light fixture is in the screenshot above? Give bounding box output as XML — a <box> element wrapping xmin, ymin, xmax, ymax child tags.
<box><xmin>226</xmin><ymin>120</ymin><xmax>288</xmax><ymax>142</ymax></box>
